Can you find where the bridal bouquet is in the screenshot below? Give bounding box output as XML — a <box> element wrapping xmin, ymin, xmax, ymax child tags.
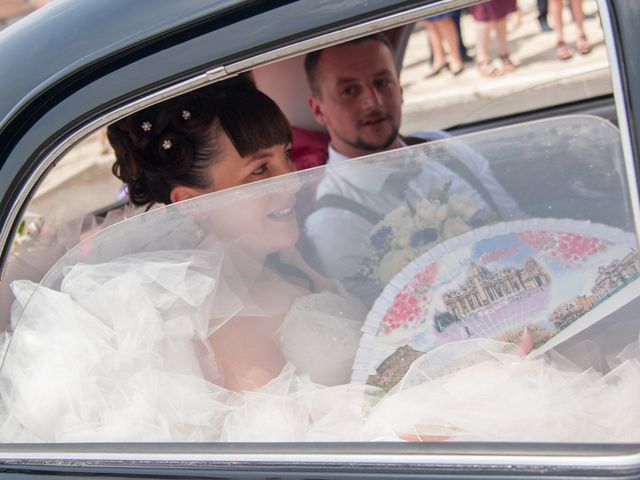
<box><xmin>356</xmin><ymin>181</ymin><xmax>496</xmax><ymax>285</ymax></box>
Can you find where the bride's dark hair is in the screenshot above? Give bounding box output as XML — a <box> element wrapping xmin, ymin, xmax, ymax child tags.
<box><xmin>108</xmin><ymin>74</ymin><xmax>292</xmax><ymax>206</ymax></box>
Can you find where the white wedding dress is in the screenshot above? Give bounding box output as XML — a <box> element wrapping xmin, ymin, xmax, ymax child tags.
<box><xmin>1</xmin><ymin>247</ymin><xmax>640</xmax><ymax>443</ymax></box>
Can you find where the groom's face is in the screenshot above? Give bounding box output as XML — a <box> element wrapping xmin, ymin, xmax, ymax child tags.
<box><xmin>307</xmin><ymin>39</ymin><xmax>403</xmax><ymax>159</ymax></box>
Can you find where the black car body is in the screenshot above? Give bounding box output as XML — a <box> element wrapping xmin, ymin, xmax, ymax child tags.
<box><xmin>0</xmin><ymin>0</ymin><xmax>639</xmax><ymax>478</ymax></box>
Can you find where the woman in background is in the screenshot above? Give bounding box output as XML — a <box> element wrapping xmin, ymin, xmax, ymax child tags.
<box><xmin>550</xmin><ymin>0</ymin><xmax>591</xmax><ymax>60</ymax></box>
<box><xmin>468</xmin><ymin>0</ymin><xmax>518</xmax><ymax>77</ymax></box>
<box><xmin>423</xmin><ymin>13</ymin><xmax>464</xmax><ymax>77</ymax></box>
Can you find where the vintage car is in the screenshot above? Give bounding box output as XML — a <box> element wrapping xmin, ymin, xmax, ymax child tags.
<box><xmin>1</xmin><ymin>0</ymin><xmax>639</xmax><ymax>478</ymax></box>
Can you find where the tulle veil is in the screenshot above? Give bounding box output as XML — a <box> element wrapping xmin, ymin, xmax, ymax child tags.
<box><xmin>0</xmin><ymin>115</ymin><xmax>639</xmax><ymax>442</ymax></box>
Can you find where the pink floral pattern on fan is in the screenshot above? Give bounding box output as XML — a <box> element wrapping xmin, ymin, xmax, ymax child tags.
<box><xmin>380</xmin><ymin>263</ymin><xmax>438</xmax><ymax>334</ymax></box>
<box><xmin>517</xmin><ymin>230</ymin><xmax>610</xmax><ymax>266</ymax></box>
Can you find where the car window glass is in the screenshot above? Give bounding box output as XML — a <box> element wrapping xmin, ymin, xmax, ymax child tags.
<box><xmin>27</xmin><ymin>129</ymin><xmax>122</xmax><ymax>223</ymax></box>
<box><xmin>1</xmin><ymin>0</ymin><xmax>638</xmax><ymax>454</ymax></box>
<box><xmin>2</xmin><ymin>115</ymin><xmax>639</xmax><ymax>444</ymax></box>
<box><xmin>5</xmin><ymin>0</ymin><xmax>613</xmax><ymax>309</ymax></box>
<box><xmin>0</xmin><ymin>129</ymin><xmax>135</xmax><ymax>331</ymax></box>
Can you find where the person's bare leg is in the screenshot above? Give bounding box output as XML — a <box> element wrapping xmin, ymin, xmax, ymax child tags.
<box><xmin>495</xmin><ymin>17</ymin><xmax>516</xmax><ymax>72</ymax></box>
<box><xmin>440</xmin><ymin>16</ymin><xmax>463</xmax><ymax>74</ymax></box>
<box><xmin>571</xmin><ymin>0</ymin><xmax>591</xmax><ymax>54</ymax></box>
<box><xmin>475</xmin><ymin>20</ymin><xmax>502</xmax><ymax>76</ymax></box>
<box><xmin>426</xmin><ymin>21</ymin><xmax>448</xmax><ymax>75</ymax></box>
<box><xmin>475</xmin><ymin>20</ymin><xmax>491</xmax><ymax>65</ymax></box>
<box><xmin>550</xmin><ymin>0</ymin><xmax>572</xmax><ymax>59</ymax></box>
<box><xmin>550</xmin><ymin>0</ymin><xmax>565</xmax><ymax>43</ymax></box>
<box><xmin>570</xmin><ymin>0</ymin><xmax>585</xmax><ymax>33</ymax></box>
<box><xmin>510</xmin><ymin>2</ymin><xmax>521</xmax><ymax>30</ymax></box>
<box><xmin>495</xmin><ymin>18</ymin><xmax>509</xmax><ymax>57</ymax></box>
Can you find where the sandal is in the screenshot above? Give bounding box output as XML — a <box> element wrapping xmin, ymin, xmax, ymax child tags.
<box><xmin>498</xmin><ymin>55</ymin><xmax>518</xmax><ymax>73</ymax></box>
<box><xmin>476</xmin><ymin>60</ymin><xmax>502</xmax><ymax>77</ymax></box>
<box><xmin>449</xmin><ymin>62</ymin><xmax>465</xmax><ymax>76</ymax></box>
<box><xmin>426</xmin><ymin>62</ymin><xmax>448</xmax><ymax>78</ymax></box>
<box><xmin>556</xmin><ymin>41</ymin><xmax>573</xmax><ymax>61</ymax></box>
<box><xmin>577</xmin><ymin>34</ymin><xmax>591</xmax><ymax>55</ymax></box>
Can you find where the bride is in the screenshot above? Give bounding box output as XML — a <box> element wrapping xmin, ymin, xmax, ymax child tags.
<box><xmin>1</xmin><ymin>75</ymin><xmax>371</xmax><ymax>442</ymax></box>
<box><xmin>1</xmin><ymin>79</ymin><xmax>639</xmax><ymax>443</ymax></box>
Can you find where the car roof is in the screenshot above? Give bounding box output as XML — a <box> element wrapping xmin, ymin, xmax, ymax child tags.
<box><xmin>0</xmin><ymin>0</ymin><xmax>249</xmax><ymax>132</ymax></box>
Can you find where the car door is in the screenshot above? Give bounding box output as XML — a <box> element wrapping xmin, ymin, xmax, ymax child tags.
<box><xmin>0</xmin><ymin>0</ymin><xmax>639</xmax><ymax>478</ymax></box>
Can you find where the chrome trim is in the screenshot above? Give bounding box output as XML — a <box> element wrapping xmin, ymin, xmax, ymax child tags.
<box><xmin>597</xmin><ymin>0</ymin><xmax>640</xmax><ymax>243</ymax></box>
<box><xmin>225</xmin><ymin>0</ymin><xmax>476</xmax><ymax>73</ymax></box>
<box><xmin>0</xmin><ymin>450</ymin><xmax>639</xmax><ymax>470</ymax></box>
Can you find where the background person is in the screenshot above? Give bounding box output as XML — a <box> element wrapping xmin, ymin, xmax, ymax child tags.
<box><xmin>451</xmin><ymin>8</ymin><xmax>473</xmax><ymax>63</ymax></box>
<box><xmin>550</xmin><ymin>0</ymin><xmax>591</xmax><ymax>60</ymax></box>
<box><xmin>468</xmin><ymin>0</ymin><xmax>518</xmax><ymax>77</ymax></box>
<box><xmin>537</xmin><ymin>0</ymin><xmax>552</xmax><ymax>32</ymax></box>
<box><xmin>423</xmin><ymin>13</ymin><xmax>464</xmax><ymax>77</ymax></box>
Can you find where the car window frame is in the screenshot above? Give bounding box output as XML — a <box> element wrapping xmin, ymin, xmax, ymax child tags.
<box><xmin>1</xmin><ymin>0</ymin><xmax>640</xmax><ymax>475</ymax></box>
<box><xmin>600</xmin><ymin>0</ymin><xmax>640</xmax><ymax>240</ymax></box>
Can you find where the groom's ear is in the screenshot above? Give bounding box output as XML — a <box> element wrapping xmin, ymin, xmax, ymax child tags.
<box><xmin>170</xmin><ymin>185</ymin><xmax>201</xmax><ymax>204</ymax></box>
<box><xmin>308</xmin><ymin>95</ymin><xmax>328</xmax><ymax>128</ymax></box>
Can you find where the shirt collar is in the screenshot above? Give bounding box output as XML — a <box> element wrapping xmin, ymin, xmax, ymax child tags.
<box><xmin>326</xmin><ymin>139</ymin><xmax>407</xmax><ymax>193</ymax></box>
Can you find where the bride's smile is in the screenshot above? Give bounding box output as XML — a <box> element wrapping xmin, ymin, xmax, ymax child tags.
<box><xmin>267</xmin><ymin>205</ymin><xmax>295</xmax><ymax>221</ymax></box>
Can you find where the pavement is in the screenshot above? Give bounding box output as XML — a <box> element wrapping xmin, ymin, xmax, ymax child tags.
<box><xmin>28</xmin><ymin>0</ymin><xmax>609</xmax><ymax>218</ymax></box>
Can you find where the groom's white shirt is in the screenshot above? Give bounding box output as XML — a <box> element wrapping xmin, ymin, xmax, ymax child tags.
<box><xmin>303</xmin><ymin>133</ymin><xmax>524</xmax><ymax>306</ymax></box>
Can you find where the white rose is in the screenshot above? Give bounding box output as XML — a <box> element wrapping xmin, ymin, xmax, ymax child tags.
<box><xmin>384</xmin><ymin>205</ymin><xmax>411</xmax><ymax>230</ymax></box>
<box><xmin>415</xmin><ymin>199</ymin><xmax>430</xmax><ymax>210</ymax></box>
<box><xmin>415</xmin><ymin>202</ymin><xmax>439</xmax><ymax>227</ymax></box>
<box><xmin>448</xmin><ymin>193</ymin><xmax>481</xmax><ymax>220</ymax></box>
<box><xmin>436</xmin><ymin>204</ymin><xmax>450</xmax><ymax>223</ymax></box>
<box><xmin>394</xmin><ymin>228</ymin><xmax>412</xmax><ymax>249</ymax></box>
<box><xmin>442</xmin><ymin>217</ymin><xmax>471</xmax><ymax>240</ymax></box>
<box><xmin>378</xmin><ymin>249</ymin><xmax>414</xmax><ymax>284</ymax></box>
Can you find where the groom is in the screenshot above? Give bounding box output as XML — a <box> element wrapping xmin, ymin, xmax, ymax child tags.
<box><xmin>302</xmin><ymin>34</ymin><xmax>522</xmax><ymax>305</ymax></box>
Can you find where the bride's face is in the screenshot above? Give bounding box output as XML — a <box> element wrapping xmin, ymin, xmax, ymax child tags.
<box><xmin>190</xmin><ymin>130</ymin><xmax>300</xmax><ymax>257</ymax></box>
<box><xmin>208</xmin><ymin>130</ymin><xmax>295</xmax><ymax>192</ymax></box>
<box><xmin>206</xmin><ymin>186</ymin><xmax>300</xmax><ymax>257</ymax></box>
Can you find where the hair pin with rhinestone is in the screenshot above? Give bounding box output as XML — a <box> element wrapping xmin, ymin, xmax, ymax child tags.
<box><xmin>181</xmin><ymin>110</ymin><xmax>192</xmax><ymax>120</ymax></box>
<box><xmin>162</xmin><ymin>139</ymin><xmax>173</xmax><ymax>150</ymax></box>
<box><xmin>141</xmin><ymin>121</ymin><xmax>152</xmax><ymax>132</ymax></box>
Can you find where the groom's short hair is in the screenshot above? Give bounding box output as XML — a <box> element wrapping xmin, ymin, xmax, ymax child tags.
<box><xmin>304</xmin><ymin>33</ymin><xmax>392</xmax><ymax>97</ymax></box>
